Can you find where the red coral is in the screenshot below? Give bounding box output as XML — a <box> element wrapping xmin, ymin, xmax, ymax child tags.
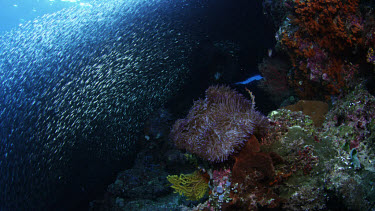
<box><xmin>296</xmin><ymin>146</ymin><xmax>319</xmax><ymax>175</ymax></box>
<box><xmin>225</xmin><ymin>135</ymin><xmax>283</xmax><ymax>210</ymax></box>
<box><xmin>232</xmin><ymin>136</ymin><xmax>275</xmax><ymax>182</ymax></box>
<box><xmin>281</xmin><ymin>0</ymin><xmax>363</xmax><ymax>99</ymax></box>
<box><xmin>293</xmin><ymin>0</ymin><xmax>360</xmax><ymax>51</ymax></box>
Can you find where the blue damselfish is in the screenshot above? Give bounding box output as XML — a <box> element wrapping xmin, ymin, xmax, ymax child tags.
<box><xmin>234</xmin><ymin>74</ymin><xmax>263</xmax><ymax>85</ymax></box>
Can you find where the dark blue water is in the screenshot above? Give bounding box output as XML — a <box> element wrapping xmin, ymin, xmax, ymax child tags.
<box><xmin>0</xmin><ymin>0</ymin><xmax>274</xmax><ymax>210</ymax></box>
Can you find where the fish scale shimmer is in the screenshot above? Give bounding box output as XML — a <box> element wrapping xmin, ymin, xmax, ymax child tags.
<box><xmin>0</xmin><ymin>0</ymin><xmax>194</xmax><ymax>209</ymax></box>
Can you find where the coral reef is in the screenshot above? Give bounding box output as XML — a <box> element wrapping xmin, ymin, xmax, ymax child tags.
<box><xmin>89</xmin><ymin>106</ymin><xmax>196</xmax><ymax>210</ymax></box>
<box><xmin>92</xmin><ymin>84</ymin><xmax>375</xmax><ymax>211</ymax></box>
<box><xmin>368</xmin><ymin>47</ymin><xmax>375</xmax><ymax>65</ymax></box>
<box><xmin>264</xmin><ymin>109</ymin><xmax>337</xmax><ymax>210</ymax></box>
<box><xmin>107</xmin><ymin>166</ymin><xmax>170</xmax><ymax>202</ymax></box>
<box><xmin>282</xmin><ymin>100</ymin><xmax>329</xmax><ymax>127</ymax></box>
<box><xmin>167</xmin><ymin>171</ymin><xmax>209</xmax><ymax>201</ymax></box>
<box><xmin>363</xmin><ymin>5</ymin><xmax>375</xmax><ymax>66</ymax></box>
<box><xmin>266</xmin><ymin>85</ymin><xmax>375</xmax><ymax>210</ymax></box>
<box><xmin>282</xmin><ymin>186</ymin><xmax>327</xmax><ymax>211</ymax></box>
<box><xmin>267</xmin><ymin>108</ymin><xmax>316</xmax><ymax>138</ymax></box>
<box><xmin>206</xmin><ymin>169</ymin><xmax>233</xmax><ymax>209</ymax></box>
<box><xmin>322</xmin><ymin>84</ymin><xmax>375</xmax><ymax>172</ymax></box>
<box><xmin>226</xmin><ymin>135</ymin><xmax>284</xmax><ymax>210</ymax></box>
<box><xmin>90</xmin><ymin>1</ymin><xmax>375</xmax><ymax>209</ymax></box>
<box><xmin>279</xmin><ymin>0</ymin><xmax>364</xmax><ymax>99</ymax></box>
<box><xmin>232</xmin><ymin>136</ymin><xmax>276</xmax><ymax>182</ymax></box>
<box><xmin>170</xmin><ymin>85</ymin><xmax>269</xmax><ymax>162</ymax></box>
<box><xmin>92</xmin><ymin>153</ymin><xmax>175</xmax><ymax>210</ymax></box>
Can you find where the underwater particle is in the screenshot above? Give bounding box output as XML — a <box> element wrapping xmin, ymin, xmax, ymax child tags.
<box><xmin>214</xmin><ymin>72</ymin><xmax>222</xmax><ymax>80</ymax></box>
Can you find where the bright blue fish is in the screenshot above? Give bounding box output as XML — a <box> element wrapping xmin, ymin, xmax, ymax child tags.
<box><xmin>234</xmin><ymin>74</ymin><xmax>263</xmax><ymax>85</ymax></box>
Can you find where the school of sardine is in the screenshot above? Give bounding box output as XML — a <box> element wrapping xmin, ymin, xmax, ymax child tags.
<box><xmin>0</xmin><ymin>0</ymin><xmax>199</xmax><ymax>209</ymax></box>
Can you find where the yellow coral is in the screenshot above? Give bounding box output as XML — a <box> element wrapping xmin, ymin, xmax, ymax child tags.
<box><xmin>367</xmin><ymin>47</ymin><xmax>375</xmax><ymax>65</ymax></box>
<box><xmin>166</xmin><ymin>171</ymin><xmax>209</xmax><ymax>201</ymax></box>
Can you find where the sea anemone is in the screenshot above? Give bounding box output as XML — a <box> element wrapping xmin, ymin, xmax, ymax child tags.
<box><xmin>170</xmin><ymin>85</ymin><xmax>269</xmax><ymax>162</ymax></box>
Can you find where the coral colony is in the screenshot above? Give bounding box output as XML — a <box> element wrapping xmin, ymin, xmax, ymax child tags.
<box><xmin>276</xmin><ymin>0</ymin><xmax>373</xmax><ymax>100</ymax></box>
<box><xmin>161</xmin><ymin>1</ymin><xmax>375</xmax><ymax>210</ymax></box>
<box><xmin>91</xmin><ymin>1</ymin><xmax>375</xmax><ymax>210</ymax></box>
<box><xmin>164</xmin><ymin>86</ymin><xmax>375</xmax><ymax>210</ymax></box>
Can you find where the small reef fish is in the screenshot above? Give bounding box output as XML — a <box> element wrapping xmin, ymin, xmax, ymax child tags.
<box><xmin>234</xmin><ymin>74</ymin><xmax>263</xmax><ymax>85</ymax></box>
<box><xmin>268</xmin><ymin>48</ymin><xmax>273</xmax><ymax>57</ymax></box>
